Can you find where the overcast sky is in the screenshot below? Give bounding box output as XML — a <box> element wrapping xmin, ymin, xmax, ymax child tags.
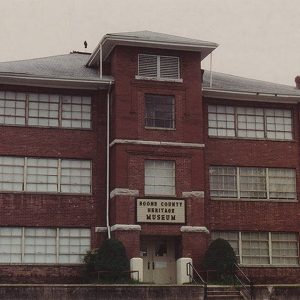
<box><xmin>1</xmin><ymin>0</ymin><xmax>299</xmax><ymax>86</ymax></box>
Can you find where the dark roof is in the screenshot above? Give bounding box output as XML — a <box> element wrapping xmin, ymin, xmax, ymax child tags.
<box><xmin>0</xmin><ymin>52</ymin><xmax>108</xmax><ymax>81</ymax></box>
<box><xmin>203</xmin><ymin>70</ymin><xmax>300</xmax><ymax>96</ymax></box>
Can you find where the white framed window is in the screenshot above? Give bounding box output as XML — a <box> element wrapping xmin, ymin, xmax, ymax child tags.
<box><xmin>60</xmin><ymin>160</ymin><xmax>91</xmax><ymax>194</ymax></box>
<box><xmin>0</xmin><ymin>91</ymin><xmax>26</xmax><ymax>125</ymax></box>
<box><xmin>0</xmin><ymin>157</ymin><xmax>24</xmax><ymax>191</ymax></box>
<box><xmin>58</xmin><ymin>228</ymin><xmax>91</xmax><ymax>264</ymax></box>
<box><xmin>137</xmin><ymin>54</ymin><xmax>180</xmax><ymax>80</ymax></box>
<box><xmin>145</xmin><ymin>94</ymin><xmax>175</xmax><ymax>129</ymax></box>
<box><xmin>212</xmin><ymin>231</ymin><xmax>299</xmax><ymax>266</ymax></box>
<box><xmin>26</xmin><ymin>158</ymin><xmax>59</xmax><ymax>192</ymax></box>
<box><xmin>24</xmin><ymin>228</ymin><xmax>57</xmax><ymax>264</ymax></box>
<box><xmin>208</xmin><ymin>104</ymin><xmax>293</xmax><ymax>140</ymax></box>
<box><xmin>0</xmin><ymin>156</ymin><xmax>91</xmax><ymax>194</ymax></box>
<box><xmin>61</xmin><ymin>95</ymin><xmax>91</xmax><ymax>129</ymax></box>
<box><xmin>0</xmin><ymin>227</ymin><xmax>22</xmax><ymax>263</ymax></box>
<box><xmin>0</xmin><ymin>227</ymin><xmax>91</xmax><ymax>264</ymax></box>
<box><xmin>0</xmin><ymin>90</ymin><xmax>91</xmax><ymax>129</ymax></box>
<box><xmin>145</xmin><ymin>160</ymin><xmax>175</xmax><ymax>196</ymax></box>
<box><xmin>28</xmin><ymin>93</ymin><xmax>59</xmax><ymax>127</ymax></box>
<box><xmin>209</xmin><ymin>166</ymin><xmax>296</xmax><ymax>201</ymax></box>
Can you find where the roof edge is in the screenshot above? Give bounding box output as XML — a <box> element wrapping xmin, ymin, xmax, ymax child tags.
<box><xmin>87</xmin><ymin>34</ymin><xmax>218</xmax><ymax>67</ymax></box>
<box><xmin>203</xmin><ymin>88</ymin><xmax>299</xmax><ymax>103</ymax></box>
<box><xmin>0</xmin><ymin>73</ymin><xmax>114</xmax><ymax>90</ymax></box>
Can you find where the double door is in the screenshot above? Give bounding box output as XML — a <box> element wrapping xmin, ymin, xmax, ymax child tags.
<box><xmin>140</xmin><ymin>236</ymin><xmax>176</xmax><ymax>284</ymax></box>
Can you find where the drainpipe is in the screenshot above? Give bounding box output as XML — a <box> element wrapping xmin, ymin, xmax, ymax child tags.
<box><xmin>106</xmin><ymin>82</ymin><xmax>112</xmax><ymax>239</ymax></box>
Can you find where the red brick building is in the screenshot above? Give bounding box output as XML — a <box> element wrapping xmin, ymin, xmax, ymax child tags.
<box><xmin>0</xmin><ymin>31</ymin><xmax>299</xmax><ymax>284</ymax></box>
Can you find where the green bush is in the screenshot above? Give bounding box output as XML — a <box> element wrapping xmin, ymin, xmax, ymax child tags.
<box><xmin>202</xmin><ymin>238</ymin><xmax>237</xmax><ymax>282</ymax></box>
<box><xmin>83</xmin><ymin>239</ymin><xmax>130</xmax><ymax>283</ymax></box>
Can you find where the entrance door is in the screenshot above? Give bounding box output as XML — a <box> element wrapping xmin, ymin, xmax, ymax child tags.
<box><xmin>140</xmin><ymin>236</ymin><xmax>176</xmax><ymax>284</ymax></box>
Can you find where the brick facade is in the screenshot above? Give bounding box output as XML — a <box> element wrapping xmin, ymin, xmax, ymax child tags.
<box><xmin>0</xmin><ymin>31</ymin><xmax>299</xmax><ymax>283</ymax></box>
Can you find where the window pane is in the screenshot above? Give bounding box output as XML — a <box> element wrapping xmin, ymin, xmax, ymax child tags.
<box><xmin>24</xmin><ymin>228</ymin><xmax>57</xmax><ymax>263</ymax></box>
<box><xmin>28</xmin><ymin>93</ymin><xmax>59</xmax><ymax>127</ymax></box>
<box><xmin>268</xmin><ymin>168</ymin><xmax>296</xmax><ymax>200</ymax></box>
<box><xmin>271</xmin><ymin>232</ymin><xmax>299</xmax><ymax>265</ymax></box>
<box><xmin>0</xmin><ymin>227</ymin><xmax>22</xmax><ymax>263</ymax></box>
<box><xmin>241</xmin><ymin>232</ymin><xmax>269</xmax><ymax>265</ymax></box>
<box><xmin>237</xmin><ymin>107</ymin><xmax>264</xmax><ymax>139</ymax></box>
<box><xmin>208</xmin><ymin>105</ymin><xmax>235</xmax><ymax>137</ymax></box>
<box><xmin>209</xmin><ymin>166</ymin><xmax>237</xmax><ymax>198</ymax></box>
<box><xmin>265</xmin><ymin>109</ymin><xmax>292</xmax><ymax>140</ymax></box>
<box><xmin>61</xmin><ymin>160</ymin><xmax>91</xmax><ymax>194</ymax></box>
<box><xmin>239</xmin><ymin>168</ymin><xmax>266</xmax><ymax>199</ymax></box>
<box><xmin>58</xmin><ymin>228</ymin><xmax>91</xmax><ymax>264</ymax></box>
<box><xmin>61</xmin><ymin>95</ymin><xmax>91</xmax><ymax>129</ymax></box>
<box><xmin>26</xmin><ymin>158</ymin><xmax>58</xmax><ymax>192</ymax></box>
<box><xmin>145</xmin><ymin>160</ymin><xmax>175</xmax><ymax>196</ymax></box>
<box><xmin>0</xmin><ymin>156</ymin><xmax>24</xmax><ymax>191</ymax></box>
<box><xmin>145</xmin><ymin>94</ymin><xmax>175</xmax><ymax>129</ymax></box>
<box><xmin>0</xmin><ymin>91</ymin><xmax>26</xmax><ymax>126</ymax></box>
<box><xmin>160</xmin><ymin>56</ymin><xmax>180</xmax><ymax>79</ymax></box>
<box><xmin>138</xmin><ymin>54</ymin><xmax>158</xmax><ymax>77</ymax></box>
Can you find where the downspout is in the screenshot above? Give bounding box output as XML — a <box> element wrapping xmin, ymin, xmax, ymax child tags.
<box><xmin>106</xmin><ymin>81</ymin><xmax>112</xmax><ymax>239</ymax></box>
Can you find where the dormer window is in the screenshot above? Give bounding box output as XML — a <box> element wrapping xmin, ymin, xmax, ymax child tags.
<box><xmin>137</xmin><ymin>54</ymin><xmax>182</xmax><ymax>82</ymax></box>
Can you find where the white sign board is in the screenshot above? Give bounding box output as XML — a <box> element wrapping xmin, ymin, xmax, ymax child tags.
<box><xmin>136</xmin><ymin>199</ymin><xmax>185</xmax><ymax>224</ymax></box>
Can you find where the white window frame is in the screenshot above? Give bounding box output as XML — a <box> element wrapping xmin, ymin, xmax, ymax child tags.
<box><xmin>0</xmin><ymin>227</ymin><xmax>91</xmax><ymax>265</ymax></box>
<box><xmin>0</xmin><ymin>156</ymin><xmax>92</xmax><ymax>195</ymax></box>
<box><xmin>208</xmin><ymin>104</ymin><xmax>293</xmax><ymax>141</ymax></box>
<box><xmin>136</xmin><ymin>54</ymin><xmax>182</xmax><ymax>82</ymax></box>
<box><xmin>209</xmin><ymin>166</ymin><xmax>296</xmax><ymax>201</ymax></box>
<box><xmin>144</xmin><ymin>159</ymin><xmax>176</xmax><ymax>196</ymax></box>
<box><xmin>0</xmin><ymin>91</ymin><xmax>92</xmax><ymax>129</ymax></box>
<box><xmin>212</xmin><ymin>231</ymin><xmax>299</xmax><ymax>267</ymax></box>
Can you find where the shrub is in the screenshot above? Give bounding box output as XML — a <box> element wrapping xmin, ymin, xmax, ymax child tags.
<box><xmin>83</xmin><ymin>239</ymin><xmax>130</xmax><ymax>283</ymax></box>
<box><xmin>202</xmin><ymin>238</ymin><xmax>237</xmax><ymax>282</ymax></box>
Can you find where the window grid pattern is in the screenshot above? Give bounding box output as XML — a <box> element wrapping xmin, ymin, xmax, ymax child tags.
<box><xmin>59</xmin><ymin>228</ymin><xmax>91</xmax><ymax>264</ymax></box>
<box><xmin>145</xmin><ymin>160</ymin><xmax>175</xmax><ymax>196</ymax></box>
<box><xmin>209</xmin><ymin>166</ymin><xmax>296</xmax><ymax>201</ymax></box>
<box><xmin>209</xmin><ymin>166</ymin><xmax>237</xmax><ymax>198</ymax></box>
<box><xmin>138</xmin><ymin>54</ymin><xmax>180</xmax><ymax>79</ymax></box>
<box><xmin>212</xmin><ymin>231</ymin><xmax>299</xmax><ymax>266</ymax></box>
<box><xmin>61</xmin><ymin>160</ymin><xmax>91</xmax><ymax>194</ymax></box>
<box><xmin>0</xmin><ymin>228</ymin><xmax>22</xmax><ymax>263</ymax></box>
<box><xmin>61</xmin><ymin>96</ymin><xmax>91</xmax><ymax>129</ymax></box>
<box><xmin>208</xmin><ymin>105</ymin><xmax>293</xmax><ymax>140</ymax></box>
<box><xmin>0</xmin><ymin>157</ymin><xmax>24</xmax><ymax>191</ymax></box>
<box><xmin>0</xmin><ymin>91</ymin><xmax>26</xmax><ymax>125</ymax></box>
<box><xmin>145</xmin><ymin>94</ymin><xmax>175</xmax><ymax>129</ymax></box>
<box><xmin>0</xmin><ymin>91</ymin><xmax>91</xmax><ymax>129</ymax></box>
<box><xmin>208</xmin><ymin>105</ymin><xmax>235</xmax><ymax>137</ymax></box>
<box><xmin>28</xmin><ymin>94</ymin><xmax>59</xmax><ymax>127</ymax></box>
<box><xmin>0</xmin><ymin>156</ymin><xmax>91</xmax><ymax>194</ymax></box>
<box><xmin>0</xmin><ymin>227</ymin><xmax>90</xmax><ymax>264</ymax></box>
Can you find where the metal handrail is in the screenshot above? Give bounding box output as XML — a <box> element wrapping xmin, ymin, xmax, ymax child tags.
<box><xmin>186</xmin><ymin>262</ymin><xmax>207</xmax><ymax>300</ymax></box>
<box><xmin>234</xmin><ymin>263</ymin><xmax>254</xmax><ymax>300</ymax></box>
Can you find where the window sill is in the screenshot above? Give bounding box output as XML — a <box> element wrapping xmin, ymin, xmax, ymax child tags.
<box><xmin>144</xmin><ymin>194</ymin><xmax>177</xmax><ymax>198</ymax></box>
<box><xmin>0</xmin><ymin>191</ymin><xmax>92</xmax><ymax>196</ymax></box>
<box><xmin>145</xmin><ymin>126</ymin><xmax>176</xmax><ymax>131</ymax></box>
<box><xmin>135</xmin><ymin>75</ymin><xmax>183</xmax><ymax>83</ymax></box>
<box><xmin>208</xmin><ymin>135</ymin><xmax>295</xmax><ymax>143</ymax></box>
<box><xmin>211</xmin><ymin>198</ymin><xmax>298</xmax><ymax>203</ymax></box>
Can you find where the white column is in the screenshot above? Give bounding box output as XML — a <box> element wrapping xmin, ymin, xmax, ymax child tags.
<box><xmin>176</xmin><ymin>257</ymin><xmax>193</xmax><ymax>285</ymax></box>
<box><xmin>130</xmin><ymin>257</ymin><xmax>143</xmax><ymax>282</ymax></box>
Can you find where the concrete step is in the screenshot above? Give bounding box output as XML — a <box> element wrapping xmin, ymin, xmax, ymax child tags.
<box><xmin>206</xmin><ymin>287</ymin><xmax>243</xmax><ymax>300</ymax></box>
